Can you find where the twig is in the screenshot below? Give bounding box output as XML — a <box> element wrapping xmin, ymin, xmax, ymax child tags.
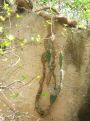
<box><xmin>8</xmin><ymin>52</ymin><xmax>20</xmax><ymax>67</ymax></box>
<box><xmin>37</xmin><ymin>11</ymin><xmax>77</xmax><ymax>27</ymax></box>
<box><xmin>0</xmin><ymin>92</ymin><xmax>15</xmax><ymax>112</ymax></box>
<box><xmin>17</xmin><ymin>76</ymin><xmax>38</xmax><ymax>89</ymax></box>
<box><xmin>34</xmin><ymin>6</ymin><xmax>59</xmax><ymax>14</ymax></box>
<box><xmin>0</xmin><ymin>80</ymin><xmax>23</xmax><ymax>90</ymax></box>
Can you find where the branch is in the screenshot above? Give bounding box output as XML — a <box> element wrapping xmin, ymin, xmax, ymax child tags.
<box><xmin>37</xmin><ymin>11</ymin><xmax>77</xmax><ymax>27</ymax></box>
<box><xmin>34</xmin><ymin>6</ymin><xmax>59</xmax><ymax>14</ymax></box>
<box><xmin>0</xmin><ymin>80</ymin><xmax>23</xmax><ymax>90</ymax></box>
<box><xmin>17</xmin><ymin>76</ymin><xmax>38</xmax><ymax>89</ymax></box>
<box><xmin>0</xmin><ymin>92</ymin><xmax>15</xmax><ymax>112</ymax></box>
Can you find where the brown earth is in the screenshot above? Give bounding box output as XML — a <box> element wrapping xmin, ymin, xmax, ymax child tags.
<box><xmin>0</xmin><ymin>12</ymin><xmax>90</xmax><ymax>121</ymax></box>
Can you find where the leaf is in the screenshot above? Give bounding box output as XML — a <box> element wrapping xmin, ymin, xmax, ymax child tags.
<box><xmin>46</xmin><ymin>49</ymin><xmax>51</xmax><ymax>64</ymax></box>
<box><xmin>16</xmin><ymin>14</ymin><xmax>22</xmax><ymax>19</ymax></box>
<box><xmin>18</xmin><ymin>63</ymin><xmax>23</xmax><ymax>68</ymax></box>
<box><xmin>46</xmin><ymin>20</ymin><xmax>52</xmax><ymax>25</ymax></box>
<box><xmin>3</xmin><ymin>3</ymin><xmax>9</xmax><ymax>10</ymax></box>
<box><xmin>0</xmin><ymin>16</ymin><xmax>5</xmax><ymax>21</ymax></box>
<box><xmin>10</xmin><ymin>92</ymin><xmax>19</xmax><ymax>99</ymax></box>
<box><xmin>21</xmin><ymin>75</ymin><xmax>27</xmax><ymax>81</ymax></box>
<box><xmin>4</xmin><ymin>40</ymin><xmax>11</xmax><ymax>47</ymax></box>
<box><xmin>16</xmin><ymin>112</ymin><xmax>24</xmax><ymax>117</ymax></box>
<box><xmin>36</xmin><ymin>35</ymin><xmax>41</xmax><ymax>42</ymax></box>
<box><xmin>41</xmin><ymin>92</ymin><xmax>49</xmax><ymax>96</ymax></box>
<box><xmin>6</xmin><ymin>34</ymin><xmax>15</xmax><ymax>41</ymax></box>
<box><xmin>20</xmin><ymin>42</ymin><xmax>24</xmax><ymax>48</ymax></box>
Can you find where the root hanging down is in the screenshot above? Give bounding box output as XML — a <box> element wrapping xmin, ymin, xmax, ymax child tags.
<box><xmin>35</xmin><ymin>27</ymin><xmax>63</xmax><ymax>116</ymax></box>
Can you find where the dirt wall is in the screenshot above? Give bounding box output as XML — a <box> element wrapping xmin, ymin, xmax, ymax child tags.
<box><xmin>0</xmin><ymin>13</ymin><xmax>90</xmax><ymax>121</ymax></box>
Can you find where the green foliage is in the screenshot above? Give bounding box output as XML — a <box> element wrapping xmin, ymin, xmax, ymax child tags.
<box><xmin>39</xmin><ymin>0</ymin><xmax>56</xmax><ymax>4</ymax></box>
<box><xmin>16</xmin><ymin>14</ymin><xmax>22</xmax><ymax>19</ymax></box>
<box><xmin>0</xmin><ymin>16</ymin><xmax>5</xmax><ymax>21</ymax></box>
<box><xmin>46</xmin><ymin>20</ymin><xmax>52</xmax><ymax>25</ymax></box>
<box><xmin>0</xmin><ymin>0</ymin><xmax>89</xmax><ymax>28</ymax></box>
<box><xmin>10</xmin><ymin>92</ymin><xmax>19</xmax><ymax>99</ymax></box>
<box><xmin>39</xmin><ymin>0</ymin><xmax>58</xmax><ymax>6</ymax></box>
<box><xmin>64</xmin><ymin>0</ymin><xmax>90</xmax><ymax>27</ymax></box>
<box><xmin>41</xmin><ymin>92</ymin><xmax>49</xmax><ymax>96</ymax></box>
<box><xmin>38</xmin><ymin>0</ymin><xmax>90</xmax><ymax>27</ymax></box>
<box><xmin>3</xmin><ymin>3</ymin><xmax>12</xmax><ymax>16</ymax></box>
<box><xmin>19</xmin><ymin>39</ymin><xmax>27</xmax><ymax>48</ymax></box>
<box><xmin>40</xmin><ymin>0</ymin><xmax>49</xmax><ymax>4</ymax></box>
<box><xmin>15</xmin><ymin>112</ymin><xmax>25</xmax><ymax>117</ymax></box>
<box><xmin>18</xmin><ymin>63</ymin><xmax>23</xmax><ymax>68</ymax></box>
<box><xmin>21</xmin><ymin>74</ymin><xmax>27</xmax><ymax>81</ymax></box>
<box><xmin>0</xmin><ymin>34</ymin><xmax>15</xmax><ymax>55</ymax></box>
<box><xmin>31</xmin><ymin>35</ymin><xmax>41</xmax><ymax>44</ymax></box>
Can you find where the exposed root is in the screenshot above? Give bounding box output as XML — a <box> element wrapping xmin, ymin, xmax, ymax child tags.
<box><xmin>35</xmin><ymin>27</ymin><xmax>61</xmax><ymax>116</ymax></box>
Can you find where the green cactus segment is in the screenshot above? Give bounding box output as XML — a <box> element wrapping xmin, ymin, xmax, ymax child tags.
<box><xmin>59</xmin><ymin>51</ymin><xmax>63</xmax><ymax>68</ymax></box>
<box><xmin>46</xmin><ymin>49</ymin><xmax>51</xmax><ymax>64</ymax></box>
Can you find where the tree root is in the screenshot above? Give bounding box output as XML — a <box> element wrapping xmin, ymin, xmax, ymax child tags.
<box><xmin>35</xmin><ymin>30</ymin><xmax>62</xmax><ymax>117</ymax></box>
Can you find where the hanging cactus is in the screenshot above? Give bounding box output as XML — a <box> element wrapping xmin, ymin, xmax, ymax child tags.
<box><xmin>59</xmin><ymin>51</ymin><xmax>63</xmax><ymax>69</ymax></box>
<box><xmin>50</xmin><ymin>94</ymin><xmax>57</xmax><ymax>104</ymax></box>
<box><xmin>46</xmin><ymin>49</ymin><xmax>51</xmax><ymax>64</ymax></box>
